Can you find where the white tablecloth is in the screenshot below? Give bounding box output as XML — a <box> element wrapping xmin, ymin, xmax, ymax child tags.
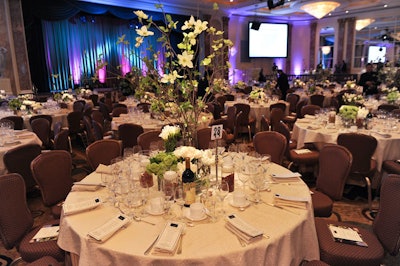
<box><xmin>58</xmin><ymin>161</ymin><xmax>319</xmax><ymax>266</ymax></box>
<box><xmin>292</xmin><ymin>118</ymin><xmax>400</xmax><ymax>172</ymax></box>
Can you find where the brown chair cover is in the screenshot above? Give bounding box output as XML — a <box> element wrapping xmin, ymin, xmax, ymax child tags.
<box><xmin>311</xmin><ymin>144</ymin><xmax>352</xmax><ymax>218</ymax></box>
<box><xmin>137</xmin><ymin>130</ymin><xmax>163</xmax><ymax>151</ymax></box>
<box><xmin>196</xmin><ymin>127</ymin><xmax>227</xmax><ymax>150</ymax></box>
<box><xmin>0</xmin><ymin>173</ymin><xmax>64</xmax><ymax>263</ymax></box>
<box><xmin>3</xmin><ymin>144</ymin><xmax>42</xmax><ymax>193</ymax></box>
<box><xmin>301</xmin><ymin>104</ymin><xmax>321</xmax><ymax>117</ymax></box>
<box><xmin>234</xmin><ymin>103</ymin><xmax>256</xmax><ymax>140</ymax></box>
<box><xmin>253</xmin><ymin>131</ymin><xmax>287</xmax><ymax>165</ymax></box>
<box><xmin>286</xmin><ymin>93</ymin><xmax>300</xmax><ymax>114</ymax></box>
<box><xmin>31</xmin><ymin>150</ymin><xmax>73</xmax><ymax>218</ymax></box>
<box><xmin>27</xmin><ymin>256</ymin><xmax>62</xmax><ymax>266</ymax></box>
<box><xmin>310</xmin><ymin>94</ymin><xmax>325</xmax><ymax>107</ymax></box>
<box><xmin>1</xmin><ymin>116</ymin><xmax>24</xmax><ymax>130</ymax></box>
<box><xmin>111</xmin><ymin>106</ymin><xmax>128</xmax><ymax>117</ymax></box>
<box><xmin>269</xmin><ymin>108</ymin><xmax>285</xmax><ymax>131</ymax></box>
<box><xmin>54</xmin><ymin>129</ymin><xmax>71</xmax><ymax>152</ymax></box>
<box><xmin>137</xmin><ymin>102</ymin><xmax>151</xmax><ymax>113</ymax></box>
<box><xmin>82</xmin><ymin>116</ymin><xmax>95</xmax><ymax>145</ymax></box>
<box><xmin>382</xmin><ymin>160</ymin><xmax>400</xmax><ymax>175</ymax></box>
<box><xmin>118</xmin><ymin>123</ymin><xmax>144</xmax><ymax>150</ymax></box>
<box><xmin>31</xmin><ymin>118</ymin><xmax>53</xmax><ymax>149</ymax></box>
<box><xmin>98</xmin><ymin>101</ymin><xmax>112</xmax><ymax>121</ymax></box>
<box><xmin>296</xmin><ymin>99</ymin><xmax>309</xmax><ymax>118</ymax></box>
<box><xmin>269</xmin><ymin>102</ymin><xmax>287</xmax><ymax>112</ymax></box>
<box><xmin>86</xmin><ymin>139</ymin><xmax>122</xmax><ymax>170</ymax></box>
<box><xmin>29</xmin><ymin>115</ymin><xmax>53</xmax><ymax>128</ymax></box>
<box><xmin>377</xmin><ymin>103</ymin><xmax>399</xmax><ymax>112</ymax></box>
<box><xmin>73</xmin><ymin>100</ymin><xmax>85</xmax><ymax>113</ymax></box>
<box><xmin>260</xmin><ymin>115</ymin><xmax>270</xmax><ymax>131</ymax></box>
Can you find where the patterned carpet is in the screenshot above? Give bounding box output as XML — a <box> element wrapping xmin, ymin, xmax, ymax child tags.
<box><xmin>0</xmin><ymin>147</ymin><xmax>399</xmax><ymax>265</ymax></box>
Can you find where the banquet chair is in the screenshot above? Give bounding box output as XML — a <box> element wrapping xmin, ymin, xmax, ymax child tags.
<box><xmin>224</xmin><ymin>106</ymin><xmax>237</xmax><ymax>134</ymax></box>
<box><xmin>311</xmin><ymin>144</ymin><xmax>352</xmax><ymax>220</ymax></box>
<box><xmin>137</xmin><ymin>130</ymin><xmax>164</xmax><ymax>151</ymax></box>
<box><xmin>309</xmin><ymin>94</ymin><xmax>325</xmax><ymax>107</ymax></box>
<box><xmin>53</xmin><ymin>128</ymin><xmax>71</xmax><ymax>153</ymax></box>
<box><xmin>111</xmin><ymin>106</ymin><xmax>128</xmax><ymax>117</ymax></box>
<box><xmin>0</xmin><ymin>173</ymin><xmax>65</xmax><ymax>264</ymax></box>
<box><xmin>314</xmin><ymin>174</ymin><xmax>400</xmax><ymax>266</ymax></box>
<box><xmin>382</xmin><ymin>160</ymin><xmax>400</xmax><ymax>175</ymax></box>
<box><xmin>301</xmin><ymin>104</ymin><xmax>321</xmax><ymax>117</ymax></box>
<box><xmin>89</xmin><ymin>94</ymin><xmax>99</xmax><ymax>106</ymax></box>
<box><xmin>112</xmin><ymin>103</ymin><xmax>127</xmax><ymax>109</ymax></box>
<box><xmin>233</xmin><ymin>103</ymin><xmax>256</xmax><ymax>141</ymax></box>
<box><xmin>137</xmin><ymin>102</ymin><xmax>151</xmax><ymax>113</ymax></box>
<box><xmin>224</xmin><ymin>94</ymin><xmax>235</xmax><ymax>101</ymax></box>
<box><xmin>86</xmin><ymin>139</ymin><xmax>122</xmax><ymax>171</ymax></box>
<box><xmin>67</xmin><ymin>111</ymin><xmax>85</xmax><ymax>145</ymax></box>
<box><xmin>269</xmin><ymin>108</ymin><xmax>285</xmax><ymax>131</ymax></box>
<box><xmin>295</xmin><ymin>98</ymin><xmax>309</xmax><ymax>118</ymax></box>
<box><xmin>216</xmin><ymin>95</ymin><xmax>227</xmax><ymax>114</ymax></box>
<box><xmin>337</xmin><ymin>133</ymin><xmax>377</xmax><ymax>220</ymax></box>
<box><xmin>29</xmin><ymin>114</ymin><xmax>53</xmax><ymax>129</ymax></box>
<box><xmin>98</xmin><ymin>102</ymin><xmax>112</xmax><ymax>122</ymax></box>
<box><xmin>285</xmin><ymin>93</ymin><xmax>300</xmax><ymax>115</ymax></box>
<box><xmin>118</xmin><ymin>123</ymin><xmax>144</xmax><ymax>150</ymax></box>
<box><xmin>269</xmin><ymin>102</ymin><xmax>286</xmax><ymax>113</ymax></box>
<box><xmin>273</xmin><ymin>120</ymin><xmax>298</xmax><ymax>158</ymax></box>
<box><xmin>31</xmin><ymin>150</ymin><xmax>73</xmax><ymax>219</ymax></box>
<box><xmin>53</xmin><ymin>121</ymin><xmax>63</xmax><ymax>137</ymax></box>
<box><xmin>73</xmin><ymin>100</ymin><xmax>85</xmax><ymax>113</ymax></box>
<box><xmin>92</xmin><ymin>120</ymin><xmax>113</xmax><ymax>141</ymax></box>
<box><xmin>82</xmin><ymin>116</ymin><xmax>96</xmax><ymax>145</ymax></box>
<box><xmin>196</xmin><ymin>127</ymin><xmax>228</xmax><ymax>150</ymax></box>
<box><xmin>208</xmin><ymin>119</ymin><xmax>235</xmax><ymax>144</ymax></box>
<box><xmin>1</xmin><ymin>115</ymin><xmax>24</xmax><ymax>130</ymax></box>
<box><xmin>253</xmin><ymin>131</ymin><xmax>287</xmax><ymax>165</ymax></box>
<box><xmin>31</xmin><ymin>118</ymin><xmax>54</xmax><ymax>149</ymax></box>
<box><xmin>377</xmin><ymin>103</ymin><xmax>398</xmax><ymax>112</ymax></box>
<box><xmin>3</xmin><ymin>144</ymin><xmax>42</xmax><ymax>195</ymax></box>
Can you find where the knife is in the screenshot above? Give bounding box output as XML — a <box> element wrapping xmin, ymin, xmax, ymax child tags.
<box><xmin>262</xmin><ymin>201</ymin><xmax>299</xmax><ymax>215</ymax></box>
<box><xmin>144</xmin><ymin>234</ymin><xmax>159</xmax><ymax>255</ymax></box>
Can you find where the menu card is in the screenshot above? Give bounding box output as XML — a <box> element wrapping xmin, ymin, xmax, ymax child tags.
<box><xmin>328</xmin><ymin>224</ymin><xmax>368</xmax><ymax>247</ymax></box>
<box><xmin>30</xmin><ymin>224</ymin><xmax>59</xmax><ymax>243</ymax></box>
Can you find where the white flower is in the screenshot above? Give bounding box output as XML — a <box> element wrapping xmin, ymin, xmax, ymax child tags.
<box><xmin>135</xmin><ymin>37</ymin><xmax>144</xmax><ymax>48</ymax></box>
<box><xmin>177</xmin><ymin>51</ymin><xmax>194</xmax><ymax>68</ymax></box>
<box><xmin>181</xmin><ymin>16</ymin><xmax>196</xmax><ymax>31</ymax></box>
<box><xmin>136</xmin><ymin>26</ymin><xmax>154</xmax><ymax>37</ymax></box>
<box><xmin>134</xmin><ymin>10</ymin><xmax>148</xmax><ymax>20</ymax></box>
<box><xmin>173</xmin><ymin>146</ymin><xmax>202</xmax><ymax>159</ymax></box>
<box><xmin>357</xmin><ymin>107</ymin><xmax>369</xmax><ymax>118</ymax></box>
<box><xmin>159</xmin><ymin>125</ymin><xmax>180</xmax><ymax>140</ymax></box>
<box><xmin>200</xmin><ymin>149</ymin><xmax>215</xmax><ymax>166</ymax></box>
<box><xmin>161</xmin><ymin>70</ymin><xmax>183</xmax><ymax>84</ymax></box>
<box><xmin>193</xmin><ymin>19</ymin><xmax>208</xmax><ymax>35</ymax></box>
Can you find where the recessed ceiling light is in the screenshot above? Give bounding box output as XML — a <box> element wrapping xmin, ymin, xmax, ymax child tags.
<box><xmin>384</xmin><ymin>4</ymin><xmax>388</xmax><ymax>8</ymax></box>
<box><xmin>345</xmin><ymin>10</ymin><xmax>349</xmax><ymax>13</ymax></box>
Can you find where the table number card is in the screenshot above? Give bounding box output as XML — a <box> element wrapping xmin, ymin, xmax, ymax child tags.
<box><xmin>211</xmin><ymin>124</ymin><xmax>223</xmax><ymax>140</ymax></box>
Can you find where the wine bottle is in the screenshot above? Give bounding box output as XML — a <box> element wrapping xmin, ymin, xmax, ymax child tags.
<box><xmin>182</xmin><ymin>157</ymin><xmax>196</xmax><ymax>206</ymax></box>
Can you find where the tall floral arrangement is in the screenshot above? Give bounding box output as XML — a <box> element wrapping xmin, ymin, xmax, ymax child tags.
<box><xmin>159</xmin><ymin>125</ymin><xmax>181</xmax><ymax>152</ymax></box>
<box><xmin>342</xmin><ymin>93</ymin><xmax>365</xmax><ymax>106</ymax></box>
<box><xmin>131</xmin><ymin>4</ymin><xmax>233</xmax><ymax>145</ymax></box>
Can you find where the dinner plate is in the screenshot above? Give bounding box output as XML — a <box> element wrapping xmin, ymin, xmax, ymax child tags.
<box><xmin>185</xmin><ymin>212</ymin><xmax>207</xmax><ymax>221</ymax></box>
<box><xmin>228</xmin><ymin>198</ymin><xmax>250</xmax><ymax>208</ymax></box>
<box><xmin>145</xmin><ymin>205</ymin><xmax>165</xmax><ymax>216</ymax></box>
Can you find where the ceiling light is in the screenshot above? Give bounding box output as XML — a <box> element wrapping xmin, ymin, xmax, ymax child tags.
<box><xmin>300</xmin><ymin>1</ymin><xmax>340</xmax><ymax>19</ymax></box>
<box><xmin>355</xmin><ymin>19</ymin><xmax>375</xmax><ymax>31</ymax></box>
<box><xmin>321</xmin><ymin>46</ymin><xmax>331</xmax><ymax>55</ymax></box>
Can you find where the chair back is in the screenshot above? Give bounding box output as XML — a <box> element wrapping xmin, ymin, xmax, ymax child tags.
<box><xmin>316</xmin><ymin>145</ymin><xmax>352</xmax><ymax>200</ymax></box>
<box><xmin>98</xmin><ymin>102</ymin><xmax>112</xmax><ymax>121</ymax></box>
<box><xmin>253</xmin><ymin>131</ymin><xmax>287</xmax><ymax>165</ymax></box>
<box><xmin>92</xmin><ymin>120</ymin><xmax>106</xmax><ymax>141</ymax></box>
<box><xmin>373</xmin><ymin>174</ymin><xmax>400</xmax><ymax>256</ymax></box>
<box><xmin>3</xmin><ymin>144</ymin><xmax>42</xmax><ymax>192</ymax></box>
<box><xmin>225</xmin><ymin>106</ymin><xmax>236</xmax><ymax>133</ymax></box>
<box><xmin>31</xmin><ymin>118</ymin><xmax>52</xmax><ymax>148</ymax></box>
<box><xmin>73</xmin><ymin>100</ymin><xmax>85</xmax><ymax>113</ymax></box>
<box><xmin>89</xmin><ymin>94</ymin><xmax>99</xmax><ymax>106</ymax></box>
<box><xmin>29</xmin><ymin>115</ymin><xmax>53</xmax><ymax>129</ymax></box>
<box><xmin>31</xmin><ymin>150</ymin><xmax>73</xmax><ymax>206</ymax></box>
<box><xmin>137</xmin><ymin>130</ymin><xmax>163</xmax><ymax>151</ymax></box>
<box><xmin>0</xmin><ymin>173</ymin><xmax>33</xmax><ymax>249</ymax></box>
<box><xmin>137</xmin><ymin>102</ymin><xmax>150</xmax><ymax>113</ymax></box>
<box><xmin>233</xmin><ymin>103</ymin><xmax>250</xmax><ymax>118</ymax></box>
<box><xmin>296</xmin><ymin>99</ymin><xmax>309</xmax><ymax>118</ymax></box>
<box><xmin>82</xmin><ymin>116</ymin><xmax>95</xmax><ymax>144</ymax></box>
<box><xmin>225</xmin><ymin>94</ymin><xmax>235</xmax><ymax>101</ymax></box>
<box><xmin>111</xmin><ymin>106</ymin><xmax>128</xmax><ymax>117</ymax></box>
<box><xmin>269</xmin><ymin>108</ymin><xmax>285</xmax><ymax>131</ymax></box>
<box><xmin>196</xmin><ymin>127</ymin><xmax>227</xmax><ymax>150</ymax></box>
<box><xmin>53</xmin><ymin>121</ymin><xmax>63</xmax><ymax>137</ymax></box>
<box><xmin>269</xmin><ymin>102</ymin><xmax>286</xmax><ymax>112</ymax></box>
<box><xmin>337</xmin><ymin>133</ymin><xmax>377</xmax><ymax>174</ymax></box>
<box><xmin>273</xmin><ymin>120</ymin><xmax>292</xmax><ymax>158</ymax></box>
<box><xmin>118</xmin><ymin>123</ymin><xmax>144</xmax><ymax>150</ymax></box>
<box><xmin>86</xmin><ymin>139</ymin><xmax>122</xmax><ymax>170</ymax></box>
<box><xmin>216</xmin><ymin>95</ymin><xmax>226</xmax><ymax>111</ymax></box>
<box><xmin>91</xmin><ymin>109</ymin><xmax>104</xmax><ymax>126</ymax></box>
<box><xmin>1</xmin><ymin>116</ymin><xmax>24</xmax><ymax>130</ymax></box>
<box><xmin>286</xmin><ymin>93</ymin><xmax>300</xmax><ymax>113</ymax></box>
<box><xmin>54</xmin><ymin>129</ymin><xmax>71</xmax><ymax>152</ymax></box>
<box><xmin>301</xmin><ymin>104</ymin><xmax>321</xmax><ymax>117</ymax></box>
<box><xmin>67</xmin><ymin>111</ymin><xmax>83</xmax><ymax>134</ymax></box>
<box><xmin>310</xmin><ymin>94</ymin><xmax>325</xmax><ymax>107</ymax></box>
<box><xmin>377</xmin><ymin>104</ymin><xmax>399</xmax><ymax>113</ymax></box>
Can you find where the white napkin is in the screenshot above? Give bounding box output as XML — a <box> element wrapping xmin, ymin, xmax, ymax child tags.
<box><xmin>153</xmin><ymin>221</ymin><xmax>185</xmax><ymax>255</ymax></box>
<box><xmin>63</xmin><ymin>197</ymin><xmax>102</xmax><ymax>215</ymax></box>
<box><xmin>225</xmin><ymin>214</ymin><xmax>263</xmax><ymax>244</ymax></box>
<box><xmin>71</xmin><ymin>184</ymin><xmax>102</xmax><ymax>192</ymax></box>
<box><xmin>271</xmin><ymin>172</ymin><xmax>301</xmax><ymax>178</ymax></box>
<box><xmin>95</xmin><ymin>164</ymin><xmax>112</xmax><ymax>174</ymax></box>
<box><xmin>30</xmin><ymin>225</ymin><xmax>59</xmax><ymax>243</ymax></box>
<box><xmin>304</xmin><ymin>114</ymin><xmax>316</xmax><ymax>119</ymax></box>
<box><xmin>274</xmin><ymin>194</ymin><xmax>308</xmax><ymax>209</ymax></box>
<box><xmin>293</xmin><ymin>149</ymin><xmax>311</xmax><ymax>154</ymax></box>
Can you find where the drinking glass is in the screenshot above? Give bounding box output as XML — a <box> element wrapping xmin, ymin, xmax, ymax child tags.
<box><xmin>250</xmin><ymin>168</ymin><xmax>264</xmax><ymax>203</ymax></box>
<box><xmin>216</xmin><ymin>181</ymin><xmax>230</xmax><ymax>214</ymax></box>
<box><xmin>162</xmin><ymin>180</ymin><xmax>175</xmax><ymax>219</ymax></box>
<box><xmin>174</xmin><ymin>185</ymin><xmax>186</xmax><ymax>220</ymax></box>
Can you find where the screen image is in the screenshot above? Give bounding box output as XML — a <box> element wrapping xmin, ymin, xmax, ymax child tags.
<box><xmin>248</xmin><ymin>22</ymin><xmax>288</xmax><ymax>58</ymax></box>
<box><xmin>367</xmin><ymin>46</ymin><xmax>386</xmax><ymax>63</ymax></box>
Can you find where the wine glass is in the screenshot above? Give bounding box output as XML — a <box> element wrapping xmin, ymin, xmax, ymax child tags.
<box><xmin>216</xmin><ymin>181</ymin><xmax>230</xmax><ymax>214</ymax></box>
<box><xmin>174</xmin><ymin>185</ymin><xmax>186</xmax><ymax>220</ymax></box>
<box><xmin>250</xmin><ymin>168</ymin><xmax>264</xmax><ymax>203</ymax></box>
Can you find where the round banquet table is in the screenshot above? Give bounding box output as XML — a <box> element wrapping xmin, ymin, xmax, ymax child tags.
<box><xmin>58</xmin><ymin>158</ymin><xmax>319</xmax><ymax>266</ymax></box>
<box><xmin>292</xmin><ymin>117</ymin><xmax>400</xmax><ymax>172</ymax></box>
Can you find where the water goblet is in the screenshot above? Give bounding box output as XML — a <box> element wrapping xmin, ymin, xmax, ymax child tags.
<box><xmin>216</xmin><ymin>181</ymin><xmax>230</xmax><ymax>214</ymax></box>
<box><xmin>162</xmin><ymin>180</ymin><xmax>175</xmax><ymax>219</ymax></box>
<box><xmin>174</xmin><ymin>185</ymin><xmax>186</xmax><ymax>220</ymax></box>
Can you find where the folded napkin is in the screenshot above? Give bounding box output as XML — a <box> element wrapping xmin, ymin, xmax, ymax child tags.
<box><xmin>71</xmin><ymin>184</ymin><xmax>102</xmax><ymax>192</ymax></box>
<box><xmin>95</xmin><ymin>164</ymin><xmax>112</xmax><ymax>174</ymax></box>
<box><xmin>87</xmin><ymin>214</ymin><xmax>131</xmax><ymax>242</ymax></box>
<box><xmin>274</xmin><ymin>194</ymin><xmax>308</xmax><ymax>209</ymax></box>
<box><xmin>153</xmin><ymin>221</ymin><xmax>185</xmax><ymax>255</ymax></box>
<box><xmin>30</xmin><ymin>225</ymin><xmax>59</xmax><ymax>243</ymax></box>
<box><xmin>225</xmin><ymin>214</ymin><xmax>263</xmax><ymax>244</ymax></box>
<box><xmin>293</xmin><ymin>149</ymin><xmax>311</xmax><ymax>154</ymax></box>
<box><xmin>63</xmin><ymin>197</ymin><xmax>102</xmax><ymax>216</ymax></box>
<box><xmin>271</xmin><ymin>172</ymin><xmax>301</xmax><ymax>182</ymax></box>
<box><xmin>304</xmin><ymin>114</ymin><xmax>316</xmax><ymax>119</ymax></box>
<box><xmin>17</xmin><ymin>133</ymin><xmax>33</xmax><ymax>139</ymax></box>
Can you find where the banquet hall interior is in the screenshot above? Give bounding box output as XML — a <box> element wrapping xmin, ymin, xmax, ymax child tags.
<box><xmin>1</xmin><ymin>0</ymin><xmax>400</xmax><ymax>265</ymax></box>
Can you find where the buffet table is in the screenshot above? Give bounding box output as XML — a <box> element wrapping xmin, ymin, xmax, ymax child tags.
<box><xmin>58</xmin><ymin>157</ymin><xmax>319</xmax><ymax>266</ymax></box>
